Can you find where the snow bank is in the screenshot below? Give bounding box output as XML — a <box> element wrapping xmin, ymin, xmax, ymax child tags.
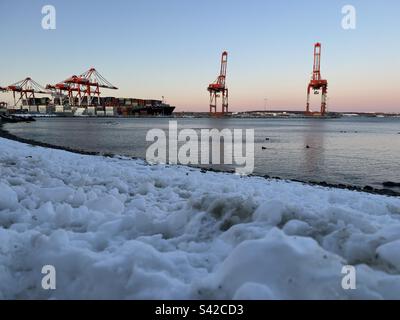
<box><xmin>0</xmin><ymin>137</ymin><xmax>400</xmax><ymax>300</ymax></box>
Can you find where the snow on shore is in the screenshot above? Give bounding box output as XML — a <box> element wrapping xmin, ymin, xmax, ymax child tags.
<box><xmin>0</xmin><ymin>137</ymin><xmax>400</xmax><ymax>300</ymax></box>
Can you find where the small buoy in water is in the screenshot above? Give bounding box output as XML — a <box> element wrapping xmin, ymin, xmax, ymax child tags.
<box><xmin>262</xmin><ymin>146</ymin><xmax>267</xmax><ymax>150</ymax></box>
<box><xmin>265</xmin><ymin>138</ymin><xmax>270</xmax><ymax>141</ymax></box>
<box><xmin>306</xmin><ymin>145</ymin><xmax>310</xmax><ymax>149</ymax></box>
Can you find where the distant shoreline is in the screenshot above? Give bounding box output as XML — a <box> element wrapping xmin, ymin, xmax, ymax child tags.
<box><xmin>3</xmin><ymin>108</ymin><xmax>400</xmax><ymax>120</ymax></box>
<box><xmin>0</xmin><ymin>121</ymin><xmax>399</xmax><ymax>198</ymax></box>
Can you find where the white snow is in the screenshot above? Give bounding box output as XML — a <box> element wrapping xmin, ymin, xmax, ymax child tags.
<box><xmin>0</xmin><ymin>137</ymin><xmax>400</xmax><ymax>300</ymax></box>
<box><xmin>376</xmin><ymin>240</ymin><xmax>400</xmax><ymax>272</ymax></box>
<box><xmin>0</xmin><ymin>182</ymin><xmax>18</xmax><ymax>210</ymax></box>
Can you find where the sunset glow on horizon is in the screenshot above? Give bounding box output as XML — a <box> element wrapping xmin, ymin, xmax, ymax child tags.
<box><xmin>0</xmin><ymin>0</ymin><xmax>399</xmax><ymax>112</ymax></box>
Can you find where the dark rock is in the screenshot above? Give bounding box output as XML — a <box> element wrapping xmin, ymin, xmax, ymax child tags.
<box><xmin>363</xmin><ymin>185</ymin><xmax>374</xmax><ymax>191</ymax></box>
<box><xmin>262</xmin><ymin>146</ymin><xmax>267</xmax><ymax>150</ymax></box>
<box><xmin>378</xmin><ymin>189</ymin><xmax>400</xmax><ymax>197</ymax></box>
<box><xmin>103</xmin><ymin>153</ymin><xmax>114</xmax><ymax>158</ymax></box>
<box><xmin>383</xmin><ymin>181</ymin><xmax>400</xmax><ymax>188</ymax></box>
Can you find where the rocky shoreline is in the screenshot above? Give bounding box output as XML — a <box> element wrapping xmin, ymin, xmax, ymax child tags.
<box><xmin>1</xmin><ymin>122</ymin><xmax>399</xmax><ymax>198</ymax></box>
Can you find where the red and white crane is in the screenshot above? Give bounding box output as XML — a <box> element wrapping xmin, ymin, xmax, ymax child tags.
<box><xmin>208</xmin><ymin>51</ymin><xmax>229</xmax><ymax>115</ymax></box>
<box><xmin>306</xmin><ymin>43</ymin><xmax>328</xmax><ymax>116</ymax></box>
<box><xmin>6</xmin><ymin>77</ymin><xmax>48</xmax><ymax>107</ymax></box>
<box><xmin>48</xmin><ymin>68</ymin><xmax>118</xmax><ymax>107</ymax></box>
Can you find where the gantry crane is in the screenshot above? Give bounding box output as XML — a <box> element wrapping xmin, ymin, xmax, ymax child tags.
<box><xmin>6</xmin><ymin>78</ymin><xmax>48</xmax><ymax>107</ymax></box>
<box><xmin>306</xmin><ymin>43</ymin><xmax>328</xmax><ymax>116</ymax></box>
<box><xmin>46</xmin><ymin>83</ymin><xmax>74</xmax><ymax>106</ymax></box>
<box><xmin>47</xmin><ymin>68</ymin><xmax>118</xmax><ymax>107</ymax></box>
<box><xmin>208</xmin><ymin>51</ymin><xmax>228</xmax><ymax>115</ymax></box>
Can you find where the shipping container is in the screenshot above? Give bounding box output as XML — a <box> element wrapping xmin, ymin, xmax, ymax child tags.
<box><xmin>87</xmin><ymin>106</ymin><xmax>96</xmax><ymax>115</ymax></box>
<box><xmin>105</xmin><ymin>106</ymin><xmax>115</xmax><ymax>116</ymax></box>
<box><xmin>38</xmin><ymin>105</ymin><xmax>49</xmax><ymax>114</ymax></box>
<box><xmin>28</xmin><ymin>105</ymin><xmax>38</xmax><ymax>113</ymax></box>
<box><xmin>55</xmin><ymin>105</ymin><xmax>64</xmax><ymax>113</ymax></box>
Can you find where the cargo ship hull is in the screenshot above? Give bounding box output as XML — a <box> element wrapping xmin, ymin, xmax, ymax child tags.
<box><xmin>128</xmin><ymin>105</ymin><xmax>175</xmax><ymax>116</ymax></box>
<box><xmin>12</xmin><ymin>97</ymin><xmax>176</xmax><ymax>117</ymax></box>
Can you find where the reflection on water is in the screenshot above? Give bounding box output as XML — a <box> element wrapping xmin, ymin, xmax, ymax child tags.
<box><xmin>303</xmin><ymin>120</ymin><xmax>326</xmax><ymax>180</ymax></box>
<box><xmin>4</xmin><ymin>117</ymin><xmax>400</xmax><ymax>189</ymax></box>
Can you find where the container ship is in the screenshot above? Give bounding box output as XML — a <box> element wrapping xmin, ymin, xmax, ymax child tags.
<box><xmin>16</xmin><ymin>97</ymin><xmax>175</xmax><ymax>117</ymax></box>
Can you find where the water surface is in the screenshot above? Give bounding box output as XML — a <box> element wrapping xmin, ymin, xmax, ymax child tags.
<box><xmin>4</xmin><ymin>117</ymin><xmax>400</xmax><ymax>189</ymax></box>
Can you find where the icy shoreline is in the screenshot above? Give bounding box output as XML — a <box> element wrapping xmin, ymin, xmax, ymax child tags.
<box><xmin>1</xmin><ymin>137</ymin><xmax>400</xmax><ymax>299</ymax></box>
<box><xmin>1</xmin><ymin>125</ymin><xmax>399</xmax><ymax>198</ymax></box>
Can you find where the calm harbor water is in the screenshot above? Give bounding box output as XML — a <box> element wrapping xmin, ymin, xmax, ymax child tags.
<box><xmin>4</xmin><ymin>117</ymin><xmax>400</xmax><ymax>189</ymax></box>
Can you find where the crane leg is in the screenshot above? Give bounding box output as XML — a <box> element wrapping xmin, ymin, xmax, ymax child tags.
<box><xmin>222</xmin><ymin>89</ymin><xmax>228</xmax><ymax>114</ymax></box>
<box><xmin>321</xmin><ymin>86</ymin><xmax>327</xmax><ymax>116</ymax></box>
<box><xmin>209</xmin><ymin>91</ymin><xmax>217</xmax><ymax>114</ymax></box>
<box><xmin>306</xmin><ymin>85</ymin><xmax>311</xmax><ymax>113</ymax></box>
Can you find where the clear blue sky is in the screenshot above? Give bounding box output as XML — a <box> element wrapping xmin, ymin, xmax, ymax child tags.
<box><xmin>0</xmin><ymin>0</ymin><xmax>399</xmax><ymax>112</ymax></box>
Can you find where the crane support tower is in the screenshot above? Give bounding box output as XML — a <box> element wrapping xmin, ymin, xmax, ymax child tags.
<box><xmin>306</xmin><ymin>43</ymin><xmax>328</xmax><ymax>116</ymax></box>
<box><xmin>208</xmin><ymin>51</ymin><xmax>228</xmax><ymax>115</ymax></box>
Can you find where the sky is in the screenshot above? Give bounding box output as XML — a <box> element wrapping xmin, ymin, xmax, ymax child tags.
<box><xmin>0</xmin><ymin>0</ymin><xmax>399</xmax><ymax>112</ymax></box>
